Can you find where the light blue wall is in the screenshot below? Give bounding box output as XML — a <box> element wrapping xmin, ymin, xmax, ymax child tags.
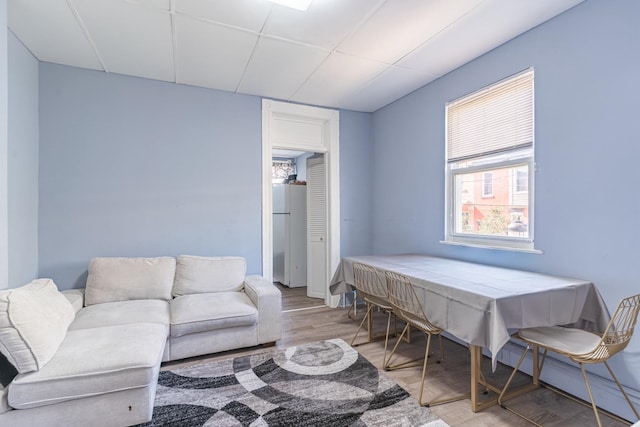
<box><xmin>372</xmin><ymin>0</ymin><xmax>640</xmax><ymax>405</ymax></box>
<box><xmin>340</xmin><ymin>110</ymin><xmax>373</xmax><ymax>257</ymax></box>
<box><xmin>0</xmin><ymin>0</ymin><xmax>8</xmax><ymax>289</ymax></box>
<box><xmin>37</xmin><ymin>63</ymin><xmax>373</xmax><ymax>290</ymax></box>
<box><xmin>293</xmin><ymin>152</ymin><xmax>313</xmax><ymax>181</ymax></box>
<box><xmin>38</xmin><ymin>64</ymin><xmax>263</xmax><ymax>289</ymax></box>
<box><xmin>7</xmin><ymin>31</ymin><xmax>39</xmax><ymax>288</ymax></box>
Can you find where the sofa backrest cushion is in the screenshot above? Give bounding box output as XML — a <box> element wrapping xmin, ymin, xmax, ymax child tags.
<box><xmin>173</xmin><ymin>256</ymin><xmax>246</xmax><ymax>296</ymax></box>
<box><xmin>0</xmin><ymin>279</ymin><xmax>75</xmax><ymax>373</ymax></box>
<box><xmin>85</xmin><ymin>257</ymin><xmax>176</xmax><ymax>306</ymax></box>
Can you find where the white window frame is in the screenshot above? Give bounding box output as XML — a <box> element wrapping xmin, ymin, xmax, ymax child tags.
<box><xmin>443</xmin><ymin>69</ymin><xmax>538</xmax><ymax>253</ymax></box>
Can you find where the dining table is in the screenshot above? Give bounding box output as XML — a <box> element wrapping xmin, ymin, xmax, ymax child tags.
<box><xmin>329</xmin><ymin>254</ymin><xmax>611</xmax><ymax>412</ymax></box>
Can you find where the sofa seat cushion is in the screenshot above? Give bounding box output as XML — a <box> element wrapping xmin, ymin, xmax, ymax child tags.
<box><xmin>8</xmin><ymin>323</ymin><xmax>166</xmax><ymax>410</ymax></box>
<box><xmin>170</xmin><ymin>292</ymin><xmax>257</xmax><ymax>337</ymax></box>
<box><xmin>85</xmin><ymin>257</ymin><xmax>176</xmax><ymax>306</ymax></box>
<box><xmin>0</xmin><ymin>279</ymin><xmax>75</xmax><ymax>373</ymax></box>
<box><xmin>173</xmin><ymin>256</ymin><xmax>246</xmax><ymax>296</ymax></box>
<box><xmin>68</xmin><ymin>300</ymin><xmax>170</xmax><ymax>334</ymax></box>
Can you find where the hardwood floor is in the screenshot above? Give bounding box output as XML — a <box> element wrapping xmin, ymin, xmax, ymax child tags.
<box><xmin>162</xmin><ymin>288</ymin><xmax>631</xmax><ymax>427</ymax></box>
<box><xmin>274</xmin><ymin>282</ymin><xmax>324</xmax><ymax>311</ymax></box>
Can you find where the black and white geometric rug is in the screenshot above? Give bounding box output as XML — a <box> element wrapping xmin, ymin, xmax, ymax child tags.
<box><xmin>138</xmin><ymin>338</ymin><xmax>449</xmax><ymax>426</ymax></box>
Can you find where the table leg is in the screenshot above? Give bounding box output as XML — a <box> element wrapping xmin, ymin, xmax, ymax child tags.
<box><xmin>470</xmin><ymin>344</ymin><xmax>539</xmax><ymax>412</ymax></box>
<box><xmin>470</xmin><ymin>345</ymin><xmax>498</xmax><ymax>412</ymax></box>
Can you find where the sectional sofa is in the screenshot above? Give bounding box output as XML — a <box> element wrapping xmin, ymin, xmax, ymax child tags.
<box><xmin>0</xmin><ymin>255</ymin><xmax>282</xmax><ymax>426</ymax></box>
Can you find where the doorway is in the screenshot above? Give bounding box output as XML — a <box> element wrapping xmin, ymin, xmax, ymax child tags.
<box><xmin>262</xmin><ymin>100</ymin><xmax>340</xmax><ymax>307</ymax></box>
<box><xmin>271</xmin><ymin>150</ymin><xmax>311</xmax><ymax>292</ymax></box>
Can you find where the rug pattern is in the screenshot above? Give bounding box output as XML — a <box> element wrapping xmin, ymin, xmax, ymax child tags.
<box><xmin>138</xmin><ymin>338</ymin><xmax>449</xmax><ymax>426</ymax></box>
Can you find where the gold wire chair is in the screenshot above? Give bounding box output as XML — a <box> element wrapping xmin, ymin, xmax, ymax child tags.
<box><xmin>499</xmin><ymin>293</ymin><xmax>640</xmax><ymax>426</ymax></box>
<box><xmin>384</xmin><ymin>270</ymin><xmax>467</xmax><ymax>407</ymax></box>
<box><xmin>350</xmin><ymin>263</ymin><xmax>394</xmax><ymax>365</ymax></box>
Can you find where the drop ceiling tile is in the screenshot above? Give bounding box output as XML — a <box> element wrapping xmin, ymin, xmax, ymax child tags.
<box><xmin>175</xmin><ymin>14</ymin><xmax>258</xmax><ymax>92</ymax></box>
<box><xmin>290</xmin><ymin>51</ymin><xmax>388</xmax><ymax>109</ymax></box>
<box><xmin>338</xmin><ymin>0</ymin><xmax>483</xmax><ymax>64</ymax></box>
<box><xmin>263</xmin><ymin>0</ymin><xmax>382</xmax><ymax>49</ymax></box>
<box><xmin>398</xmin><ymin>0</ymin><xmax>585</xmax><ymax>76</ymax></box>
<box><xmin>176</xmin><ymin>0</ymin><xmax>272</xmax><ymax>32</ymax></box>
<box><xmin>124</xmin><ymin>0</ymin><xmax>170</xmax><ymax>11</ymax></box>
<box><xmin>73</xmin><ymin>0</ymin><xmax>174</xmax><ymax>82</ymax></box>
<box><xmin>238</xmin><ymin>36</ymin><xmax>330</xmax><ymax>100</ymax></box>
<box><xmin>8</xmin><ymin>0</ymin><xmax>103</xmax><ymax>70</ymax></box>
<box><xmin>338</xmin><ymin>66</ymin><xmax>437</xmax><ymax>112</ymax></box>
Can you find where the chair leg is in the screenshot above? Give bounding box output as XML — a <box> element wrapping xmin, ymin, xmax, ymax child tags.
<box><xmin>382</xmin><ymin>310</ymin><xmax>393</xmax><ymax>367</ymax></box>
<box><xmin>498</xmin><ymin>344</ymin><xmax>530</xmax><ymax>406</ymax></box>
<box><xmin>603</xmin><ymin>361</ymin><xmax>640</xmax><ymax>421</ymax></box>
<box><xmin>350</xmin><ymin>304</ymin><xmax>373</xmax><ymax>346</ymax></box>
<box><xmin>418</xmin><ymin>333</ymin><xmax>432</xmax><ymax>405</ymax></box>
<box><xmin>384</xmin><ymin>324</ymin><xmax>424</xmax><ymax>371</ymax></box>
<box><xmin>497</xmin><ymin>344</ymin><xmax>544</xmax><ymax>426</ymax></box>
<box><xmin>580</xmin><ymin>363</ymin><xmax>603</xmax><ymax>427</ymax></box>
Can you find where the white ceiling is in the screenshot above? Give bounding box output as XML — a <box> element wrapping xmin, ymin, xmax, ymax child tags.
<box><xmin>8</xmin><ymin>0</ymin><xmax>584</xmax><ymax>113</ymax></box>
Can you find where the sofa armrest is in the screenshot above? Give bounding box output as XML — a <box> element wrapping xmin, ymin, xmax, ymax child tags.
<box><xmin>243</xmin><ymin>275</ymin><xmax>282</xmax><ymax>344</ymax></box>
<box><xmin>62</xmin><ymin>289</ymin><xmax>85</xmax><ymax>314</ymax></box>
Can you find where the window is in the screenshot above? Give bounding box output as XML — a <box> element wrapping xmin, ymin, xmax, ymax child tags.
<box><xmin>272</xmin><ymin>159</ymin><xmax>295</xmax><ymax>184</ymax></box>
<box><xmin>515</xmin><ymin>170</ymin><xmax>528</xmax><ymax>193</ymax></box>
<box><xmin>445</xmin><ymin>69</ymin><xmax>535</xmax><ymax>251</ymax></box>
<box><xmin>482</xmin><ymin>172</ymin><xmax>493</xmax><ymax>197</ymax></box>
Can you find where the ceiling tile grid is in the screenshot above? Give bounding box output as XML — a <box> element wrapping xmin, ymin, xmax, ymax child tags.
<box><xmin>8</xmin><ymin>0</ymin><xmax>585</xmax><ymax>112</ymax></box>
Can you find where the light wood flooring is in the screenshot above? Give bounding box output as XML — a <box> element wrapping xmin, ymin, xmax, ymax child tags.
<box><xmin>162</xmin><ymin>287</ymin><xmax>632</xmax><ymax>427</ymax></box>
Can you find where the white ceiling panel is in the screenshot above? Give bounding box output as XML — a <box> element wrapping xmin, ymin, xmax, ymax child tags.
<box><xmin>291</xmin><ymin>52</ymin><xmax>388</xmax><ymax>108</ymax></box>
<box><xmin>337</xmin><ymin>0</ymin><xmax>483</xmax><ymax>64</ymax></box>
<box><xmin>124</xmin><ymin>0</ymin><xmax>171</xmax><ymax>11</ymax></box>
<box><xmin>175</xmin><ymin>14</ymin><xmax>258</xmax><ymax>92</ymax></box>
<box><xmin>73</xmin><ymin>0</ymin><xmax>174</xmax><ymax>82</ymax></box>
<box><xmin>8</xmin><ymin>0</ymin><xmax>587</xmax><ymax>112</ymax></box>
<box><xmin>263</xmin><ymin>0</ymin><xmax>382</xmax><ymax>49</ymax></box>
<box><xmin>339</xmin><ymin>66</ymin><xmax>437</xmax><ymax>113</ymax></box>
<box><xmin>238</xmin><ymin>36</ymin><xmax>329</xmax><ymax>100</ymax></box>
<box><xmin>398</xmin><ymin>0</ymin><xmax>585</xmax><ymax>76</ymax></box>
<box><xmin>176</xmin><ymin>0</ymin><xmax>272</xmax><ymax>32</ymax></box>
<box><xmin>8</xmin><ymin>0</ymin><xmax>102</xmax><ymax>70</ymax></box>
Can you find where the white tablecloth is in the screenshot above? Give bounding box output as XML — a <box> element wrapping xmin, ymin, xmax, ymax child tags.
<box><xmin>330</xmin><ymin>254</ymin><xmax>610</xmax><ymax>369</ymax></box>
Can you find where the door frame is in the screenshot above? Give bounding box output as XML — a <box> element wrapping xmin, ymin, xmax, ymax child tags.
<box><xmin>261</xmin><ymin>99</ymin><xmax>340</xmax><ymax>307</ymax></box>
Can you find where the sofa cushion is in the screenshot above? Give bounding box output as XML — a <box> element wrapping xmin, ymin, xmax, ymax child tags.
<box><xmin>173</xmin><ymin>255</ymin><xmax>246</xmax><ymax>296</ymax></box>
<box><xmin>170</xmin><ymin>292</ymin><xmax>257</xmax><ymax>337</ymax></box>
<box><xmin>0</xmin><ymin>279</ymin><xmax>75</xmax><ymax>373</ymax></box>
<box><xmin>85</xmin><ymin>257</ymin><xmax>176</xmax><ymax>306</ymax></box>
<box><xmin>68</xmin><ymin>300</ymin><xmax>170</xmax><ymax>335</ymax></box>
<box><xmin>8</xmin><ymin>323</ymin><xmax>166</xmax><ymax>410</ymax></box>
<box><xmin>62</xmin><ymin>289</ymin><xmax>85</xmax><ymax>314</ymax></box>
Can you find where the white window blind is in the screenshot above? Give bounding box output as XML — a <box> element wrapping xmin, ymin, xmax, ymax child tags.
<box><xmin>447</xmin><ymin>69</ymin><xmax>534</xmax><ymax>162</ymax></box>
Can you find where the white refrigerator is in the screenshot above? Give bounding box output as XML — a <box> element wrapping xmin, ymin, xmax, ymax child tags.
<box><xmin>273</xmin><ymin>184</ymin><xmax>307</xmax><ymax>288</ymax></box>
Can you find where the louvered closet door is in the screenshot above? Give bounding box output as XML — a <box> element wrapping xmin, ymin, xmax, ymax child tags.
<box><xmin>306</xmin><ymin>154</ymin><xmax>326</xmax><ymax>299</ymax></box>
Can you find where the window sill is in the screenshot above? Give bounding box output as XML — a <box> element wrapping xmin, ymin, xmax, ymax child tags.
<box><xmin>440</xmin><ymin>239</ymin><xmax>543</xmax><ymax>254</ymax></box>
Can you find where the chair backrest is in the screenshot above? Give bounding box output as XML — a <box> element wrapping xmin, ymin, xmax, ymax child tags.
<box><xmin>581</xmin><ymin>293</ymin><xmax>640</xmax><ymax>362</ymax></box>
<box><xmin>385</xmin><ymin>271</ymin><xmax>440</xmax><ymax>333</ymax></box>
<box><xmin>352</xmin><ymin>262</ymin><xmax>386</xmax><ymax>300</ymax></box>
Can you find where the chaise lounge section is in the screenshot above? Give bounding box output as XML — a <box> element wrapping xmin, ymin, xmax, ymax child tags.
<box><xmin>0</xmin><ymin>255</ymin><xmax>282</xmax><ymax>426</ymax></box>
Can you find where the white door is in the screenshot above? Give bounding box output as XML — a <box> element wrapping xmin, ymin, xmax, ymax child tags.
<box><xmin>306</xmin><ymin>154</ymin><xmax>326</xmax><ymax>299</ymax></box>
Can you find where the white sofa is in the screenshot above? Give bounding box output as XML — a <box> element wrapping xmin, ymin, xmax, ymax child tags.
<box><xmin>0</xmin><ymin>255</ymin><xmax>282</xmax><ymax>427</ymax></box>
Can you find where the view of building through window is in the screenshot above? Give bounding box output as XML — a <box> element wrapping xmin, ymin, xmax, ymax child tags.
<box><xmin>455</xmin><ymin>163</ymin><xmax>529</xmax><ymax>238</ymax></box>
